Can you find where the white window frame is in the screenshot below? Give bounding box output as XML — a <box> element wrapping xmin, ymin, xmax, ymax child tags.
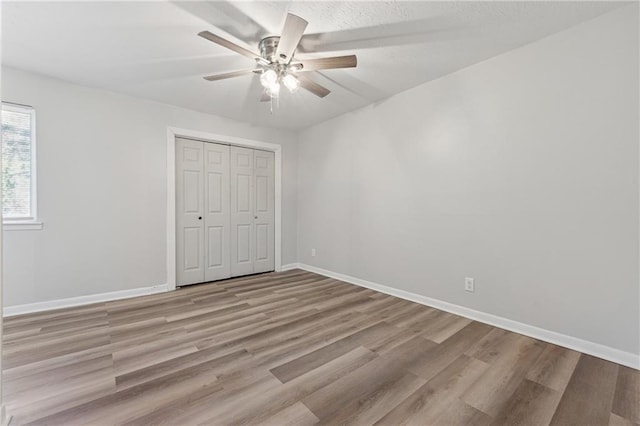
<box><xmin>1</xmin><ymin>102</ymin><xmax>43</xmax><ymax>230</ymax></box>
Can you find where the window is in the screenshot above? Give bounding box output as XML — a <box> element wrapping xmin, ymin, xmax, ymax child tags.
<box><xmin>1</xmin><ymin>103</ymin><xmax>41</xmax><ymax>230</ymax></box>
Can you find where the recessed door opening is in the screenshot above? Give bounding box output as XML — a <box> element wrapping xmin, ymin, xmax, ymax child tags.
<box><xmin>175</xmin><ymin>137</ymin><xmax>275</xmax><ymax>286</ymax></box>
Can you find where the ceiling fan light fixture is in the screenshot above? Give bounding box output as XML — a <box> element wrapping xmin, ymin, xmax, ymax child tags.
<box><xmin>266</xmin><ymin>82</ymin><xmax>281</xmax><ymax>97</ymax></box>
<box><xmin>260</xmin><ymin>69</ymin><xmax>278</xmax><ymax>88</ymax></box>
<box><xmin>282</xmin><ymin>73</ymin><xmax>300</xmax><ymax>92</ymax></box>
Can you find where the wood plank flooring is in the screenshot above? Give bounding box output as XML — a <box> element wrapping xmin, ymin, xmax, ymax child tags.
<box><xmin>3</xmin><ymin>270</ymin><xmax>638</xmax><ymax>425</ymax></box>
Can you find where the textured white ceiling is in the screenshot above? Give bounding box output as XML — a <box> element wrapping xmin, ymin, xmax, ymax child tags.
<box><xmin>2</xmin><ymin>1</ymin><xmax>627</xmax><ymax>130</ymax></box>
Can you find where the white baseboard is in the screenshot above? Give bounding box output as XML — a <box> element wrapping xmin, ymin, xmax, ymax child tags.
<box><xmin>280</xmin><ymin>263</ymin><xmax>301</xmax><ymax>271</ymax></box>
<box><xmin>296</xmin><ymin>263</ymin><xmax>639</xmax><ymax>370</ymax></box>
<box><xmin>3</xmin><ymin>284</ymin><xmax>170</xmax><ymax>317</ymax></box>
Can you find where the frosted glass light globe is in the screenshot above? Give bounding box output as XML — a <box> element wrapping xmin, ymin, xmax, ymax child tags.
<box><xmin>260</xmin><ymin>69</ymin><xmax>278</xmax><ymax>88</ymax></box>
<box><xmin>282</xmin><ymin>74</ymin><xmax>300</xmax><ymax>92</ymax></box>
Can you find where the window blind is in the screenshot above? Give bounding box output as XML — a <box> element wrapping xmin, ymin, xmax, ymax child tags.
<box><xmin>2</xmin><ymin>107</ymin><xmax>33</xmax><ymax>219</ymax></box>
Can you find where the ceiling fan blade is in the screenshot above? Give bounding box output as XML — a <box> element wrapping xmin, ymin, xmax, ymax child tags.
<box><xmin>275</xmin><ymin>13</ymin><xmax>308</xmax><ymax>63</ymax></box>
<box><xmin>203</xmin><ymin>69</ymin><xmax>257</xmax><ymax>81</ymax></box>
<box><xmin>296</xmin><ymin>55</ymin><xmax>357</xmax><ymax>72</ymax></box>
<box><xmin>298</xmin><ymin>16</ymin><xmax>449</xmax><ymax>54</ymax></box>
<box><xmin>297</xmin><ymin>74</ymin><xmax>330</xmax><ymax>98</ymax></box>
<box><xmin>198</xmin><ymin>31</ymin><xmax>261</xmax><ymax>61</ymax></box>
<box><xmin>174</xmin><ymin>2</ymin><xmax>270</xmax><ymax>46</ymax></box>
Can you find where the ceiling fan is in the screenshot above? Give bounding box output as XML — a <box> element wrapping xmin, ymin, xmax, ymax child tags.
<box><xmin>198</xmin><ymin>13</ymin><xmax>357</xmax><ymax>102</ymax></box>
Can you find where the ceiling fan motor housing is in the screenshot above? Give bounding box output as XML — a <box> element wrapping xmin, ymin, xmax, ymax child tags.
<box><xmin>259</xmin><ymin>36</ymin><xmax>281</xmax><ymax>63</ymax></box>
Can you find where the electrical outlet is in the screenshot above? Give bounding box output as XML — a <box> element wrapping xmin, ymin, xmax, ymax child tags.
<box><xmin>464</xmin><ymin>277</ymin><xmax>475</xmax><ymax>292</ymax></box>
<box><xmin>311</xmin><ymin>248</ymin><xmax>316</xmax><ymax>257</ymax></box>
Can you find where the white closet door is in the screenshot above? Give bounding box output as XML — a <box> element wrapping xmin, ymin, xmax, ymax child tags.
<box><xmin>253</xmin><ymin>150</ymin><xmax>275</xmax><ymax>274</ymax></box>
<box><xmin>176</xmin><ymin>138</ymin><xmax>205</xmax><ymax>285</ymax></box>
<box><xmin>204</xmin><ymin>143</ymin><xmax>231</xmax><ymax>281</ymax></box>
<box><xmin>230</xmin><ymin>146</ymin><xmax>255</xmax><ymax>277</ymax></box>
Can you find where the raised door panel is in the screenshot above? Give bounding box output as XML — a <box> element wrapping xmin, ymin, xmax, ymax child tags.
<box><xmin>236</xmin><ymin>174</ymin><xmax>251</xmax><ymax>213</ymax></box>
<box><xmin>253</xmin><ymin>149</ymin><xmax>275</xmax><ymax>274</ymax></box>
<box><xmin>255</xmin><ymin>224</ymin><xmax>269</xmax><ymax>261</ymax></box>
<box><xmin>183</xmin><ymin>227</ymin><xmax>202</xmax><ymax>270</ymax></box>
<box><xmin>255</xmin><ymin>176</ymin><xmax>268</xmax><ymax>213</ymax></box>
<box><xmin>204</xmin><ymin>142</ymin><xmax>230</xmax><ymax>282</ymax></box>
<box><xmin>230</xmin><ymin>146</ymin><xmax>254</xmax><ymax>277</ymax></box>
<box><xmin>207</xmin><ymin>226</ymin><xmax>223</xmax><ymax>267</ymax></box>
<box><xmin>236</xmin><ymin>224</ymin><xmax>251</xmax><ymax>263</ymax></box>
<box><xmin>207</xmin><ymin>173</ymin><xmax>222</xmax><ymax>213</ymax></box>
<box><xmin>176</xmin><ymin>138</ymin><xmax>205</xmax><ymax>285</ymax></box>
<box><xmin>183</xmin><ymin>171</ymin><xmax>201</xmax><ymax>213</ymax></box>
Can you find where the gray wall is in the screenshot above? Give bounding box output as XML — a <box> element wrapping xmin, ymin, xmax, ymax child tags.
<box><xmin>2</xmin><ymin>67</ymin><xmax>298</xmax><ymax>306</ymax></box>
<box><xmin>296</xmin><ymin>5</ymin><xmax>639</xmax><ymax>355</ymax></box>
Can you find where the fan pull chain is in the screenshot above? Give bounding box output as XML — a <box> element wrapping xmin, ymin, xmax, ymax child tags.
<box><xmin>268</xmin><ymin>93</ymin><xmax>280</xmax><ymax>114</ymax></box>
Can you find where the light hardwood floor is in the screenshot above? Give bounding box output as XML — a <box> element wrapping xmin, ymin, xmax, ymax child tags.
<box><xmin>3</xmin><ymin>270</ymin><xmax>638</xmax><ymax>425</ymax></box>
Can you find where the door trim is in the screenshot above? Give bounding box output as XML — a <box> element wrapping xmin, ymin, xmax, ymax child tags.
<box><xmin>166</xmin><ymin>127</ymin><xmax>283</xmax><ymax>291</ymax></box>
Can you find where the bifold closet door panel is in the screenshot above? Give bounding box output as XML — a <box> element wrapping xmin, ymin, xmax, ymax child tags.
<box><xmin>204</xmin><ymin>142</ymin><xmax>231</xmax><ymax>281</ymax></box>
<box><xmin>253</xmin><ymin>150</ymin><xmax>275</xmax><ymax>274</ymax></box>
<box><xmin>230</xmin><ymin>146</ymin><xmax>255</xmax><ymax>277</ymax></box>
<box><xmin>178</xmin><ymin>141</ymin><xmax>275</xmax><ymax>284</ymax></box>
<box><xmin>176</xmin><ymin>138</ymin><xmax>205</xmax><ymax>285</ymax></box>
